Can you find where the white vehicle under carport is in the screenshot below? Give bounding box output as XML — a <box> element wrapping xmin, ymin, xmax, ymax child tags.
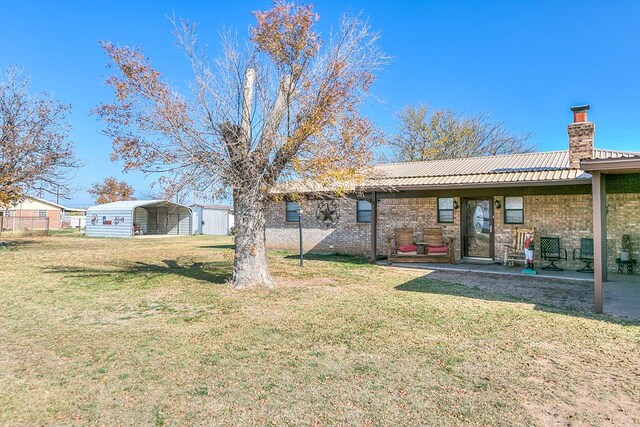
<box><xmin>85</xmin><ymin>200</ymin><xmax>192</xmax><ymax>238</ymax></box>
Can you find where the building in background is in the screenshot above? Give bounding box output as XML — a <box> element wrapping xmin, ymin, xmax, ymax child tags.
<box><xmin>0</xmin><ymin>196</ymin><xmax>86</xmax><ymax>230</ymax></box>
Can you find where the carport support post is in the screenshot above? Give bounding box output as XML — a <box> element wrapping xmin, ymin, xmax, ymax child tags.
<box><xmin>592</xmin><ymin>171</ymin><xmax>607</xmax><ymax>313</ymax></box>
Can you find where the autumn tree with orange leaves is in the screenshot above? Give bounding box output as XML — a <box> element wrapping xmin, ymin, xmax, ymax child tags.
<box><xmin>88</xmin><ymin>177</ymin><xmax>135</xmax><ymax>204</ymax></box>
<box><xmin>97</xmin><ymin>2</ymin><xmax>386</xmax><ymax>289</ymax></box>
<box><xmin>0</xmin><ymin>67</ymin><xmax>79</xmax><ymax>207</ymax></box>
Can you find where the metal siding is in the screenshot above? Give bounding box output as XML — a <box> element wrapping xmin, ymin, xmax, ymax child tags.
<box><xmin>147</xmin><ymin>208</ymin><xmax>159</xmax><ymax>234</ymax></box>
<box><xmin>85</xmin><ymin>208</ymin><xmax>133</xmax><ymax>237</ymax></box>
<box><xmin>134</xmin><ymin>208</ymin><xmax>148</xmax><ymax>234</ymax></box>
<box><xmin>202</xmin><ymin>209</ymin><xmax>230</xmax><ymax>235</ymax></box>
<box><xmin>167</xmin><ymin>212</ymin><xmax>179</xmax><ymax>235</ymax></box>
<box><xmin>191</xmin><ymin>206</ymin><xmax>203</xmax><ymax>234</ymax></box>
<box><xmin>178</xmin><ymin>208</ymin><xmax>192</xmax><ymax>235</ymax></box>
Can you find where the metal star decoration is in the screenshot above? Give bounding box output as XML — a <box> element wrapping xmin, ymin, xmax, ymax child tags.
<box><xmin>315</xmin><ymin>200</ymin><xmax>339</xmax><ymax>227</ymax></box>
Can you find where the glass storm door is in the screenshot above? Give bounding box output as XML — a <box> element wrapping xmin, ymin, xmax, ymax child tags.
<box><xmin>463</xmin><ymin>199</ymin><xmax>493</xmax><ymax>258</ymax></box>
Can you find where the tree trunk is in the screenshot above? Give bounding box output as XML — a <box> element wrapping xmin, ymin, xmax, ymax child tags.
<box><xmin>231</xmin><ymin>189</ymin><xmax>275</xmax><ymax>289</ymax></box>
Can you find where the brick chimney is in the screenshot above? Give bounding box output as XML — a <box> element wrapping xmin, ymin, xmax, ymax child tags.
<box><xmin>567</xmin><ymin>105</ymin><xmax>594</xmax><ymax>169</ymax></box>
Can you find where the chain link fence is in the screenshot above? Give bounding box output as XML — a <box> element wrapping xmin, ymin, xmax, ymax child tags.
<box><xmin>0</xmin><ymin>216</ymin><xmax>50</xmax><ymax>236</ymax></box>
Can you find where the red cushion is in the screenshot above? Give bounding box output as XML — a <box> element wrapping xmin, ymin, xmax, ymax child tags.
<box><xmin>427</xmin><ymin>245</ymin><xmax>449</xmax><ymax>254</ymax></box>
<box><xmin>398</xmin><ymin>244</ymin><xmax>418</xmax><ymax>252</ymax></box>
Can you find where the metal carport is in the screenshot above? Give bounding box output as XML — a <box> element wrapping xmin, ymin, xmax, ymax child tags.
<box><xmin>86</xmin><ymin>200</ymin><xmax>192</xmax><ymax>238</ymax></box>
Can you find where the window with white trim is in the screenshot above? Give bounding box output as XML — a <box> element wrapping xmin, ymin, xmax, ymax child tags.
<box><xmin>437</xmin><ymin>197</ymin><xmax>454</xmax><ymax>223</ymax></box>
<box><xmin>504</xmin><ymin>196</ymin><xmax>524</xmax><ymax>224</ymax></box>
<box><xmin>356</xmin><ymin>200</ymin><xmax>372</xmax><ymax>223</ymax></box>
<box><xmin>38</xmin><ymin>210</ymin><xmax>47</xmax><ymax>218</ymax></box>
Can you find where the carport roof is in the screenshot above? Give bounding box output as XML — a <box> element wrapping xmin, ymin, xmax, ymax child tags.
<box><xmin>87</xmin><ymin>200</ymin><xmax>191</xmax><ymax>211</ymax></box>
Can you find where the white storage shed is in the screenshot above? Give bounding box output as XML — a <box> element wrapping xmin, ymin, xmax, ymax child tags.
<box><xmin>191</xmin><ymin>204</ymin><xmax>234</xmax><ymax>235</ymax></box>
<box><xmin>86</xmin><ymin>200</ymin><xmax>192</xmax><ymax>238</ymax></box>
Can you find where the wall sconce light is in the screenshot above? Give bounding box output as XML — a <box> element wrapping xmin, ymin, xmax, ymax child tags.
<box><xmin>453</xmin><ymin>200</ymin><xmax>459</xmax><ymax>210</ymax></box>
<box><xmin>494</xmin><ymin>199</ymin><xmax>501</xmax><ymax>209</ymax></box>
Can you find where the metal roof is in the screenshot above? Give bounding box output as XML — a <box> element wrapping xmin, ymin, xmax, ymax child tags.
<box><xmin>190</xmin><ymin>204</ymin><xmax>234</xmax><ymax>210</ymax></box>
<box><xmin>362</xmin><ymin>149</ymin><xmax>639</xmax><ymax>189</ymax></box>
<box><xmin>274</xmin><ymin>148</ymin><xmax>640</xmax><ymax>193</ymax></box>
<box><xmin>87</xmin><ymin>200</ymin><xmax>191</xmax><ymax>212</ymax></box>
<box><xmin>372</xmin><ymin>149</ymin><xmax>634</xmax><ymax>179</ymax></box>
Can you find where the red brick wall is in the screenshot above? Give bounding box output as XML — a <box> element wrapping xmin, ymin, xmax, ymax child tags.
<box><xmin>265</xmin><ymin>192</ymin><xmax>640</xmax><ymax>272</ymax></box>
<box><xmin>3</xmin><ymin>209</ymin><xmax>62</xmax><ymax>229</ymax></box>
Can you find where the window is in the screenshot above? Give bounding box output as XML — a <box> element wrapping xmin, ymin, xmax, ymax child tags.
<box><xmin>38</xmin><ymin>210</ymin><xmax>47</xmax><ymax>218</ymax></box>
<box><xmin>356</xmin><ymin>200</ymin><xmax>372</xmax><ymax>223</ymax></box>
<box><xmin>504</xmin><ymin>196</ymin><xmax>524</xmax><ymax>224</ymax></box>
<box><xmin>2</xmin><ymin>210</ymin><xmax>11</xmax><ymax>217</ymax></box>
<box><xmin>437</xmin><ymin>197</ymin><xmax>454</xmax><ymax>223</ymax></box>
<box><xmin>285</xmin><ymin>201</ymin><xmax>300</xmax><ymax>222</ymax></box>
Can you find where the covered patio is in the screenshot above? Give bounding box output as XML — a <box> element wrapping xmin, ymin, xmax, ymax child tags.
<box><xmin>381</xmin><ymin>260</ymin><xmax>640</xmax><ymax>319</ymax></box>
<box><xmin>582</xmin><ymin>156</ymin><xmax>640</xmax><ymax>314</ymax></box>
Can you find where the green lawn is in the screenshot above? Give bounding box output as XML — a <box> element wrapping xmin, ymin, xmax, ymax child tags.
<box><xmin>1</xmin><ymin>235</ymin><xmax>638</xmax><ymax>425</ymax></box>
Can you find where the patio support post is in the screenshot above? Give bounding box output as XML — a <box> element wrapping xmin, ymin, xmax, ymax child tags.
<box><xmin>371</xmin><ymin>191</ymin><xmax>377</xmax><ymax>263</ymax></box>
<box><xmin>592</xmin><ymin>171</ymin><xmax>607</xmax><ymax>313</ymax></box>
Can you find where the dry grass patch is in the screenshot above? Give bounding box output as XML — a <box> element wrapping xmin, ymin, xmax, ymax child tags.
<box><xmin>0</xmin><ymin>235</ymin><xmax>639</xmax><ymax>425</ymax></box>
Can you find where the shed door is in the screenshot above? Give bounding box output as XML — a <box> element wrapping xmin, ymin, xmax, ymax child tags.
<box><xmin>202</xmin><ymin>210</ymin><xmax>229</xmax><ymax>235</ymax></box>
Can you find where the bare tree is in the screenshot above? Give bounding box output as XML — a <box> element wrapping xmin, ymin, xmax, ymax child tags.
<box><xmin>88</xmin><ymin>177</ymin><xmax>135</xmax><ymax>204</ymax></box>
<box><xmin>96</xmin><ymin>2</ymin><xmax>385</xmax><ymax>288</ymax></box>
<box><xmin>0</xmin><ymin>67</ymin><xmax>79</xmax><ymax>206</ymax></box>
<box><xmin>391</xmin><ymin>104</ymin><xmax>535</xmax><ymax>162</ymax></box>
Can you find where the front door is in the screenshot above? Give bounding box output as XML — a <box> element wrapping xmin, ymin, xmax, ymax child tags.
<box><xmin>462</xmin><ymin>199</ymin><xmax>494</xmax><ymax>259</ymax></box>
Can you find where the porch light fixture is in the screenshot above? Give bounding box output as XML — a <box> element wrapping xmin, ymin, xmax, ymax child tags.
<box><xmin>453</xmin><ymin>200</ymin><xmax>459</xmax><ymax>210</ymax></box>
<box><xmin>297</xmin><ymin>208</ymin><xmax>304</xmax><ymax>266</ymax></box>
<box><xmin>494</xmin><ymin>199</ymin><xmax>501</xmax><ymax>209</ymax></box>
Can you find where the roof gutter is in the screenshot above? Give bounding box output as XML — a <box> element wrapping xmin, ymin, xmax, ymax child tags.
<box><xmin>580</xmin><ymin>157</ymin><xmax>640</xmax><ymax>172</ymax></box>
<box><xmin>357</xmin><ymin>177</ymin><xmax>592</xmax><ymax>192</ymax></box>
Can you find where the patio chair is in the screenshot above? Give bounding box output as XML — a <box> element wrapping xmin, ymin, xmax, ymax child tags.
<box><xmin>387</xmin><ymin>227</ymin><xmax>455</xmax><ymax>264</ymax></box>
<box><xmin>573</xmin><ymin>237</ymin><xmax>594</xmax><ymax>273</ymax></box>
<box><xmin>503</xmin><ymin>226</ymin><xmax>536</xmax><ymax>266</ymax></box>
<box><xmin>387</xmin><ymin>228</ymin><xmax>417</xmax><ymax>264</ymax></box>
<box><xmin>540</xmin><ymin>237</ymin><xmax>567</xmax><ymax>271</ymax></box>
<box><xmin>423</xmin><ymin>227</ymin><xmax>455</xmax><ymax>263</ymax></box>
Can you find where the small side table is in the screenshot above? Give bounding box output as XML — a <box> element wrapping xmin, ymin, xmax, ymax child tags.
<box><xmin>615</xmin><ymin>258</ymin><xmax>636</xmax><ymax>274</ymax></box>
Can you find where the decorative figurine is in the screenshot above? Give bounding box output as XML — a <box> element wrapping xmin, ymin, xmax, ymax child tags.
<box><xmin>522</xmin><ymin>231</ymin><xmax>537</xmax><ymax>275</ymax></box>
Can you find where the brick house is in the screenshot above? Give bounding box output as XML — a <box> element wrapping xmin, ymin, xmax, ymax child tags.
<box><xmin>266</xmin><ymin>105</ymin><xmax>640</xmax><ymax>274</ymax></box>
<box><xmin>1</xmin><ymin>196</ymin><xmax>86</xmax><ymax>230</ymax></box>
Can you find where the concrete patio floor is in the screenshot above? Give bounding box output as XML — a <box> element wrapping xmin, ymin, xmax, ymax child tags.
<box><xmin>381</xmin><ymin>259</ymin><xmax>640</xmax><ymax>320</ymax></box>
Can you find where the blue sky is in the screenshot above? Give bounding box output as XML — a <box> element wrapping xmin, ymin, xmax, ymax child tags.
<box><xmin>2</xmin><ymin>1</ymin><xmax>639</xmax><ymax>207</ymax></box>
